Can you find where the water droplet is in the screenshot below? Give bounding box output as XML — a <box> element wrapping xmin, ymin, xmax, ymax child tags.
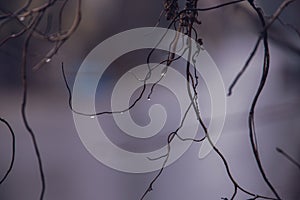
<box><xmin>147</xmin><ymin>97</ymin><xmax>151</xmax><ymax>101</ymax></box>
<box><xmin>90</xmin><ymin>116</ymin><xmax>95</xmax><ymax>119</ymax></box>
<box><xmin>161</xmin><ymin>67</ymin><xmax>167</xmax><ymax>76</ymax></box>
<box><xmin>120</xmin><ymin>112</ymin><xmax>124</xmax><ymax>114</ymax></box>
<box><xmin>45</xmin><ymin>58</ymin><xmax>51</xmax><ymax>63</ymax></box>
<box><xmin>19</xmin><ymin>16</ymin><xmax>25</xmax><ymax>21</ymax></box>
<box><xmin>11</xmin><ymin>34</ymin><xmax>16</xmax><ymax>37</ymax></box>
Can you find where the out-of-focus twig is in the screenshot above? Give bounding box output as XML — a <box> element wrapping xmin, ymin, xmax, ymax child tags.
<box><xmin>0</xmin><ymin>1</ymin><xmax>82</xmax><ymax>200</ymax></box>
<box><xmin>276</xmin><ymin>147</ymin><xmax>300</xmax><ymax>170</ymax></box>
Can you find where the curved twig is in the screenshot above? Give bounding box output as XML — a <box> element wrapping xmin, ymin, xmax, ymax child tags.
<box><xmin>0</xmin><ymin>118</ymin><xmax>16</xmax><ymax>185</ymax></box>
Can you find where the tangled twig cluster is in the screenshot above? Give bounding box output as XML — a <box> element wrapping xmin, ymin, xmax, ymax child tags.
<box><xmin>140</xmin><ymin>0</ymin><xmax>299</xmax><ymax>199</ymax></box>
<box><xmin>0</xmin><ymin>1</ymin><xmax>81</xmax><ymax>199</ymax></box>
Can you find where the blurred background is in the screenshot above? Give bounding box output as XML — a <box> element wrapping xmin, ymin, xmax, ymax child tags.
<box><xmin>0</xmin><ymin>0</ymin><xmax>300</xmax><ymax>199</ymax></box>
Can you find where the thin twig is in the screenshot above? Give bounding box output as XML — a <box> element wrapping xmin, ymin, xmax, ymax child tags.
<box><xmin>247</xmin><ymin>1</ymin><xmax>281</xmax><ymax>199</ymax></box>
<box><xmin>228</xmin><ymin>0</ymin><xmax>296</xmax><ymax>96</ymax></box>
<box><xmin>21</xmin><ymin>12</ymin><xmax>47</xmax><ymax>200</ymax></box>
<box><xmin>0</xmin><ymin>118</ymin><xmax>16</xmax><ymax>185</ymax></box>
<box><xmin>276</xmin><ymin>147</ymin><xmax>300</xmax><ymax>170</ymax></box>
<box><xmin>277</xmin><ymin>17</ymin><xmax>300</xmax><ymax>39</ymax></box>
<box><xmin>140</xmin><ymin>1</ymin><xmax>279</xmax><ymax>199</ymax></box>
<box><xmin>228</xmin><ymin>37</ymin><xmax>261</xmax><ymax>96</ymax></box>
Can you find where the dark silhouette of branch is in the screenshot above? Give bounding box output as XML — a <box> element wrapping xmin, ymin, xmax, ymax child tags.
<box><xmin>276</xmin><ymin>147</ymin><xmax>300</xmax><ymax>170</ymax></box>
<box><xmin>227</xmin><ymin>37</ymin><xmax>261</xmax><ymax>96</ymax></box>
<box><xmin>0</xmin><ymin>0</ymin><xmax>56</xmax><ymax>47</ymax></box>
<box><xmin>192</xmin><ymin>0</ymin><xmax>246</xmax><ymax>11</ymax></box>
<box><xmin>147</xmin><ymin>37</ymin><xmax>189</xmax><ymax>100</ymax></box>
<box><xmin>0</xmin><ymin>118</ymin><xmax>16</xmax><ymax>185</ymax></box>
<box><xmin>244</xmin><ymin>1</ymin><xmax>296</xmax><ymax>199</ymax></box>
<box><xmin>247</xmin><ymin>1</ymin><xmax>280</xmax><ymax>198</ymax></box>
<box><xmin>183</xmin><ymin>8</ymin><xmax>254</xmax><ymax>199</ymax></box>
<box><xmin>145</xmin><ymin>0</ymin><xmax>247</xmax><ymax>102</ymax></box>
<box><xmin>62</xmin><ymin>62</ymin><xmax>147</xmax><ymax>116</ymax></box>
<box><xmin>277</xmin><ymin>17</ymin><xmax>300</xmax><ymax>39</ymax></box>
<box><xmin>262</xmin><ymin>0</ymin><xmax>296</xmax><ymax>33</ymax></box>
<box><xmin>1</xmin><ymin>0</ymin><xmax>82</xmax><ymax>70</ymax></box>
<box><xmin>0</xmin><ymin>1</ymin><xmax>82</xmax><ymax>200</ymax></box>
<box><xmin>226</xmin><ymin>2</ymin><xmax>297</xmax><ymax>198</ymax></box>
<box><xmin>140</xmin><ymin>132</ymin><xmax>174</xmax><ymax>200</ymax></box>
<box><xmin>62</xmin><ymin>27</ymin><xmax>183</xmax><ymax>117</ymax></box>
<box><xmin>228</xmin><ymin>0</ymin><xmax>296</xmax><ymax>96</ymax></box>
<box><xmin>39</xmin><ymin>0</ymin><xmax>300</xmax><ymax>199</ymax></box>
<box><xmin>140</xmin><ymin>1</ymin><xmax>280</xmax><ymax>200</ymax></box>
<box><xmin>141</xmin><ymin>95</ymin><xmax>206</xmax><ymax>199</ymax></box>
<box><xmin>146</xmin><ymin>95</ymin><xmax>206</xmax><ymax>162</ymax></box>
<box><xmin>32</xmin><ymin>0</ymin><xmax>82</xmax><ymax>70</ymax></box>
<box><xmin>21</xmin><ymin>12</ymin><xmax>46</xmax><ymax>200</ymax></box>
<box><xmin>185</xmin><ymin>28</ymin><xmax>276</xmax><ymax>199</ymax></box>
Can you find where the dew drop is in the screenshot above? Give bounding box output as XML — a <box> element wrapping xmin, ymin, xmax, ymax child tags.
<box><xmin>161</xmin><ymin>67</ymin><xmax>167</xmax><ymax>77</ymax></box>
<box><xmin>90</xmin><ymin>116</ymin><xmax>95</xmax><ymax>119</ymax></box>
<box><xmin>45</xmin><ymin>58</ymin><xmax>51</xmax><ymax>63</ymax></box>
<box><xmin>19</xmin><ymin>16</ymin><xmax>25</xmax><ymax>21</ymax></box>
<box><xmin>120</xmin><ymin>112</ymin><xmax>124</xmax><ymax>115</ymax></box>
<box><xmin>147</xmin><ymin>97</ymin><xmax>151</xmax><ymax>101</ymax></box>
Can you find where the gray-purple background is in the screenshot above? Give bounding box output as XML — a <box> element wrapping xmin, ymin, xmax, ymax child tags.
<box><xmin>1</xmin><ymin>0</ymin><xmax>300</xmax><ymax>199</ymax></box>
